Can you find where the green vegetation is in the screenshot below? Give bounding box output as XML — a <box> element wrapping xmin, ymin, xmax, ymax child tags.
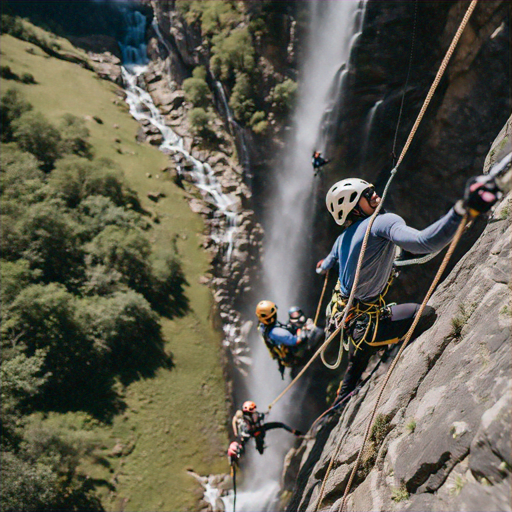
<box><xmin>1</xmin><ymin>22</ymin><xmax>228</xmax><ymax>512</ymax></box>
<box><xmin>176</xmin><ymin>0</ymin><xmax>298</xmax><ymax>133</ymax></box>
<box><xmin>391</xmin><ymin>484</ymin><xmax>410</xmax><ymax>502</ymax></box>
<box><xmin>447</xmin><ymin>302</ymin><xmax>476</xmax><ymax>342</ymax></box>
<box><xmin>449</xmin><ymin>474</ymin><xmax>465</xmax><ymax>496</ymax></box>
<box><xmin>358</xmin><ymin>414</ymin><xmax>393</xmax><ymax>479</ymax></box>
<box><xmin>267</xmin><ymin>78</ymin><xmax>298</xmax><ymax>119</ymax></box>
<box><xmin>498</xmin><ymin>199</ymin><xmax>510</xmax><ymax>220</ymax></box>
<box><xmin>183</xmin><ymin>66</ymin><xmax>211</xmax><ymax>108</ymax></box>
<box><xmin>406</xmin><ymin>418</ymin><xmax>416</xmax><ymax>433</ymax></box>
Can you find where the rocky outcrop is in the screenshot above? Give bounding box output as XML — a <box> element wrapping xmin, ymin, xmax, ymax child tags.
<box><xmin>135</xmin><ymin>60</ymin><xmax>265</xmax><ymax>376</ymax></box>
<box><xmin>283</xmin><ymin>121</ymin><xmax>511</xmax><ymax>511</ymax></box>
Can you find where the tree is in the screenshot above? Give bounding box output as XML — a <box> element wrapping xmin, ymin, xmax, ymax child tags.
<box><xmin>188</xmin><ymin>107</ymin><xmax>215</xmax><ymax>140</ymax></box>
<box><xmin>0</xmin><ymin>88</ymin><xmax>33</xmax><ymax>142</ymax></box>
<box><xmin>85</xmin><ymin>225</ymin><xmax>151</xmax><ymax>296</ymax></box>
<box><xmin>1</xmin><ymin>283</ymin><xmax>99</xmax><ymax>409</ymax></box>
<box><xmin>183</xmin><ymin>66</ymin><xmax>211</xmax><ymax>108</ymax></box>
<box><xmin>79</xmin><ymin>290</ymin><xmax>167</xmax><ymax>383</ymax></box>
<box><xmin>59</xmin><ymin>113</ymin><xmax>93</xmax><ymax>159</ymax></box>
<box><xmin>0</xmin><ymin>259</ymin><xmax>41</xmax><ymax>308</ymax></box>
<box><xmin>210</xmin><ymin>27</ymin><xmax>255</xmax><ymax>81</ymax></box>
<box><xmin>12</xmin><ymin>111</ymin><xmax>62</xmax><ymax>171</ymax></box>
<box><xmin>14</xmin><ymin>199</ymin><xmax>85</xmax><ymax>288</ymax></box>
<box><xmin>268</xmin><ymin>78</ymin><xmax>297</xmax><ymax>118</ymax></box>
<box><xmin>229</xmin><ymin>72</ymin><xmax>256</xmax><ymax>123</ymax></box>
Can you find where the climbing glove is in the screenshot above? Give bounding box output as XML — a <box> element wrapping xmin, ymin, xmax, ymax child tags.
<box><xmin>456</xmin><ymin>175</ymin><xmax>501</xmax><ymax>217</ymax></box>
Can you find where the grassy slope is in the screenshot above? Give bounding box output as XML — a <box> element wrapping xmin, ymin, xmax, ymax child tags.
<box><xmin>1</xmin><ymin>32</ymin><xmax>229</xmax><ymax>511</ymax></box>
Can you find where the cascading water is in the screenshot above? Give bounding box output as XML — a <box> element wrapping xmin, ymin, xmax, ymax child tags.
<box><xmin>116</xmin><ymin>6</ymin><xmax>247</xmax><ymax>383</ymax></box>
<box><xmin>234</xmin><ymin>2</ymin><xmax>362</xmax><ymax>509</ymax></box>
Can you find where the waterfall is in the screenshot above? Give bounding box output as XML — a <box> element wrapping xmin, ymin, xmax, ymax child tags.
<box><xmin>235</xmin><ymin>2</ymin><xmax>362</xmax><ymax>509</ymax></box>
<box><xmin>118</xmin><ymin>7</ymin><xmax>238</xmax><ymax>259</ymax></box>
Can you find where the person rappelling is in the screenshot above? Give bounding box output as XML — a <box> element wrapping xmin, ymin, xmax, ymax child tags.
<box><xmin>255</xmin><ymin>300</ymin><xmax>325</xmax><ymax>378</ymax></box>
<box><xmin>312</xmin><ymin>151</ymin><xmax>330</xmax><ymax>175</ymax></box>
<box><xmin>316</xmin><ymin>175</ymin><xmax>500</xmax><ymax>409</ymax></box>
<box><xmin>227</xmin><ymin>401</ymin><xmax>303</xmax><ymax>465</ymax></box>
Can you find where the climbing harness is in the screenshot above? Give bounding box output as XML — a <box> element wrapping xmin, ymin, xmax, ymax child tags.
<box><xmin>319</xmin><ymin>270</ymin><xmax>398</xmax><ymax>371</ymax></box>
<box><xmin>260</xmin><ymin>321</ymin><xmax>299</xmax><ymax>375</ymax></box>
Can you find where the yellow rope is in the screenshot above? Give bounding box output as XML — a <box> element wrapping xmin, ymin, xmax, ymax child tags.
<box><xmin>314</xmin><ymin>271</ymin><xmax>330</xmax><ymax>327</ymax></box>
<box><xmin>267</xmin><ymin>324</ymin><xmax>342</xmax><ymax>411</ymax></box>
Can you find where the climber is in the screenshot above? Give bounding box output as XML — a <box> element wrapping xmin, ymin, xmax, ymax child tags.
<box><xmin>287</xmin><ymin>306</ymin><xmax>307</xmax><ymax>332</ymax></box>
<box><xmin>312</xmin><ymin>151</ymin><xmax>330</xmax><ymax>175</ymax></box>
<box><xmin>256</xmin><ymin>300</ymin><xmax>325</xmax><ymax>378</ymax></box>
<box><xmin>317</xmin><ymin>175</ymin><xmax>500</xmax><ymax>407</ymax></box>
<box><xmin>230</xmin><ymin>401</ymin><xmax>303</xmax><ymax>456</ymax></box>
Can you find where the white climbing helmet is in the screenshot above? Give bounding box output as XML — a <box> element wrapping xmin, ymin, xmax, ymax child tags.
<box><xmin>325</xmin><ymin>178</ymin><xmax>373</xmax><ymax>226</ymax></box>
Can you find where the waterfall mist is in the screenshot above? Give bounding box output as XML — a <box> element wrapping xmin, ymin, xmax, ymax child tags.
<box><xmin>236</xmin><ymin>2</ymin><xmax>361</xmax><ymax>509</ymax></box>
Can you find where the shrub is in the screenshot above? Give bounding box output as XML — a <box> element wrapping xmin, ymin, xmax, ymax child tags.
<box><xmin>268</xmin><ymin>78</ymin><xmax>297</xmax><ymax>117</ymax></box>
<box><xmin>250</xmin><ymin>110</ymin><xmax>268</xmax><ymax>134</ymax></box>
<box><xmin>210</xmin><ymin>27</ymin><xmax>255</xmax><ymax>81</ymax></box>
<box><xmin>391</xmin><ymin>484</ymin><xmax>409</xmax><ymax>502</ymax></box>
<box><xmin>12</xmin><ymin>111</ymin><xmax>62</xmax><ymax>171</ymax></box>
<box><xmin>21</xmin><ymin>72</ymin><xmax>36</xmax><ymax>84</ymax></box>
<box><xmin>183</xmin><ymin>66</ymin><xmax>211</xmax><ymax>108</ymax></box>
<box><xmin>406</xmin><ymin>418</ymin><xmax>416</xmax><ymax>433</ymax></box>
<box><xmin>1</xmin><ymin>65</ymin><xmax>18</xmax><ymax>80</ymax></box>
<box><xmin>188</xmin><ymin>106</ymin><xmax>215</xmax><ymax>139</ymax></box>
<box><xmin>229</xmin><ymin>72</ymin><xmax>255</xmax><ymax>123</ymax></box>
<box><xmin>0</xmin><ymin>88</ymin><xmax>33</xmax><ymax>142</ymax></box>
<box><xmin>59</xmin><ymin>113</ymin><xmax>93</xmax><ymax>159</ymax></box>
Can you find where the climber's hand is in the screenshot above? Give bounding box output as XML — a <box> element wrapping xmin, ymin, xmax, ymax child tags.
<box><xmin>316</xmin><ymin>259</ymin><xmax>326</xmax><ymax>274</ymax></box>
<box><xmin>459</xmin><ymin>175</ymin><xmax>501</xmax><ymax>217</ymax></box>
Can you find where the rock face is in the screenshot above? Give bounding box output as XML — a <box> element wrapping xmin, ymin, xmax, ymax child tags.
<box><xmin>283</xmin><ymin>120</ymin><xmax>511</xmax><ymax>511</ymax></box>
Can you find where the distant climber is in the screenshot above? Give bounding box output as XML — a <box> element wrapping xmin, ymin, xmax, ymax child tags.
<box><xmin>317</xmin><ymin>175</ymin><xmax>500</xmax><ymax>408</ymax></box>
<box><xmin>229</xmin><ymin>401</ymin><xmax>302</xmax><ymax>459</ymax></box>
<box><xmin>287</xmin><ymin>306</ymin><xmax>307</xmax><ymax>332</ymax></box>
<box><xmin>312</xmin><ymin>151</ymin><xmax>330</xmax><ymax>175</ymax></box>
<box><xmin>255</xmin><ymin>300</ymin><xmax>325</xmax><ymax>378</ymax></box>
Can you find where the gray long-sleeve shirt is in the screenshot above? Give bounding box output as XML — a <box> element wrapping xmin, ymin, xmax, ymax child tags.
<box><xmin>320</xmin><ymin>208</ymin><xmax>462</xmax><ymax>301</ymax></box>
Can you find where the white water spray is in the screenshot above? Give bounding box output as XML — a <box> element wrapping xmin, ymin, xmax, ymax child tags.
<box><xmin>236</xmin><ymin>2</ymin><xmax>362</xmax><ymax>509</ymax></box>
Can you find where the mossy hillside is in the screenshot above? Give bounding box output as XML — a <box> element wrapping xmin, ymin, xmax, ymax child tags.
<box><xmin>1</xmin><ymin>29</ymin><xmax>229</xmax><ymax>511</ymax></box>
